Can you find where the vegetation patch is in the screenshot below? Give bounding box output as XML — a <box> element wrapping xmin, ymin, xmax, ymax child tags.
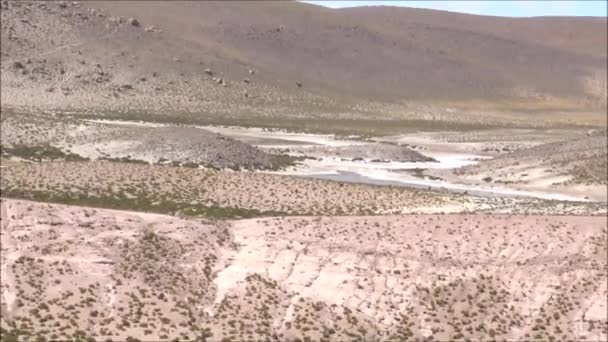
<box><xmin>99</xmin><ymin>156</ymin><xmax>149</xmax><ymax>165</ymax></box>
<box><xmin>0</xmin><ymin>144</ymin><xmax>88</xmax><ymax>162</ymax></box>
<box><xmin>67</xmin><ymin>111</ymin><xmax>510</xmax><ymax>138</ymax></box>
<box><xmin>1</xmin><ymin>188</ymin><xmax>288</xmax><ymax>220</ymax></box>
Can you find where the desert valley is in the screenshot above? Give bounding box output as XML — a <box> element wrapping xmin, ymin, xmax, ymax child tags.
<box><xmin>0</xmin><ymin>1</ymin><xmax>607</xmax><ymax>341</ymax></box>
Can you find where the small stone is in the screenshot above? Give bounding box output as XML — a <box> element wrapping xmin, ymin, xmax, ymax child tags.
<box><xmin>128</xmin><ymin>17</ymin><xmax>139</xmax><ymax>27</ymax></box>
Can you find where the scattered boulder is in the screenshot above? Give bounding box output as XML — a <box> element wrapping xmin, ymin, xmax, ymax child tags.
<box><xmin>243</xmin><ymin>78</ymin><xmax>250</xmax><ymax>84</ymax></box>
<box><xmin>12</xmin><ymin>61</ymin><xmax>24</xmax><ymax>69</ymax></box>
<box><xmin>248</xmin><ymin>69</ymin><xmax>256</xmax><ymax>75</ymax></box>
<box><xmin>58</xmin><ymin>1</ymin><xmax>67</xmax><ymax>9</ymax></box>
<box><xmin>121</xmin><ymin>84</ymin><xmax>133</xmax><ymax>90</ymax></box>
<box><xmin>296</xmin><ymin>81</ymin><xmax>302</xmax><ymax>88</ymax></box>
<box><xmin>204</xmin><ymin>68</ymin><xmax>213</xmax><ymax>76</ymax></box>
<box><xmin>587</xmin><ymin>129</ymin><xmax>598</xmax><ymax>137</ymax></box>
<box><xmin>128</xmin><ymin>17</ymin><xmax>140</xmax><ymax>27</ymax></box>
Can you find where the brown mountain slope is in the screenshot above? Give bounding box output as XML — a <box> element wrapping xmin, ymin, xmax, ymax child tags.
<box><xmin>1</xmin><ymin>1</ymin><xmax>606</xmax><ymax>127</ymax></box>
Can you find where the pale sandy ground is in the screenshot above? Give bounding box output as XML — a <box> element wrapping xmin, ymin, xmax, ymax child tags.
<box><xmin>1</xmin><ymin>199</ymin><xmax>606</xmax><ymax>341</ymax></box>
<box><xmin>176</xmin><ymin>125</ymin><xmax>604</xmax><ymax>202</ymax></box>
<box><xmin>4</xmin><ymin>113</ymin><xmax>604</xmax><ymax>202</ymax></box>
<box><xmin>1</xmin><ymin>113</ymin><xmax>277</xmax><ymax>169</ymax></box>
<box><xmin>430</xmin><ymin>166</ymin><xmax>608</xmax><ymax>202</ymax></box>
<box><xmin>379</xmin><ymin>131</ymin><xmax>608</xmax><ymax>202</ymax></box>
<box><xmin>426</xmin><ymin>133</ymin><xmax>608</xmax><ymax>202</ymax></box>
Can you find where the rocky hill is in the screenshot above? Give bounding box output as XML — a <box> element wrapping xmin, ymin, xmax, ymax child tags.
<box><xmin>1</xmin><ymin>1</ymin><xmax>606</xmax><ymax>126</ymax></box>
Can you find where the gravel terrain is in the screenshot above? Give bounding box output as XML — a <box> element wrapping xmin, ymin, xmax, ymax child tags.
<box><xmin>1</xmin><ymin>110</ymin><xmax>280</xmax><ymax>169</ymax></box>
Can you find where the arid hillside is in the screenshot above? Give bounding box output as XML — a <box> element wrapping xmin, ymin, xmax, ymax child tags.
<box><xmin>415</xmin><ymin>130</ymin><xmax>608</xmax><ymax>201</ymax></box>
<box><xmin>1</xmin><ymin>0</ymin><xmax>606</xmax><ymax>126</ymax></box>
<box><xmin>1</xmin><ymin>199</ymin><xmax>606</xmax><ymax>341</ymax></box>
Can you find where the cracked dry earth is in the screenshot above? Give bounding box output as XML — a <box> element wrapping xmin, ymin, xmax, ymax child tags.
<box><xmin>1</xmin><ymin>199</ymin><xmax>606</xmax><ymax>341</ymax></box>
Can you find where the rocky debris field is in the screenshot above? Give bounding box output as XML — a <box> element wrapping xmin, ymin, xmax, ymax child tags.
<box><xmin>67</xmin><ymin>125</ymin><xmax>279</xmax><ymax>170</ymax></box>
<box><xmin>0</xmin><ymin>110</ymin><xmax>286</xmax><ymax>170</ymax></box>
<box><xmin>1</xmin><ymin>199</ymin><xmax>606</xmax><ymax>341</ymax></box>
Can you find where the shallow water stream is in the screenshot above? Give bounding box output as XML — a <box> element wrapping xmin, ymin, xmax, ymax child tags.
<box><xmin>85</xmin><ymin>119</ymin><xmax>590</xmax><ymax>202</ymax></box>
